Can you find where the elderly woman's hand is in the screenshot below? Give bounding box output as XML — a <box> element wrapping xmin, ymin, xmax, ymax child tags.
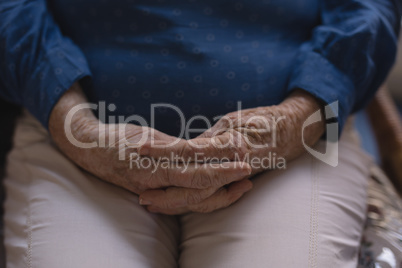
<box><xmin>138</xmin><ymin>89</ymin><xmax>325</xmax><ymax>214</ymax></box>
<box><xmin>193</xmin><ymin>89</ymin><xmax>326</xmax><ymax>175</ymax></box>
<box><xmin>49</xmin><ymin>82</ymin><xmax>253</xmax><ymax>204</ymax></box>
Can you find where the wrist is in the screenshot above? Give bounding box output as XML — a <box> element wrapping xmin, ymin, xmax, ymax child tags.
<box><xmin>49</xmin><ymin>82</ymin><xmax>99</xmax><ymax>151</ymax></box>
<box><xmin>283</xmin><ymin>89</ymin><xmax>324</xmax><ymax>114</ymax></box>
<box><xmin>281</xmin><ymin>89</ymin><xmax>326</xmax><ymax>139</ymax></box>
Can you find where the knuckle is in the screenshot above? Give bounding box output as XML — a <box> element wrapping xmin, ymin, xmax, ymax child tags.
<box><xmin>142</xmin><ymin>171</ymin><xmax>157</xmax><ymax>189</ymax></box>
<box><xmin>238</xmin><ymin>134</ymin><xmax>253</xmax><ymax>155</ymax></box>
<box><xmin>244</xmin><ymin>130</ymin><xmax>265</xmax><ymax>148</ymax></box>
<box><xmin>146</xmin><ymin>167</ymin><xmax>169</xmax><ymax>189</ymax></box>
<box><xmin>218</xmin><ymin>131</ymin><xmax>244</xmax><ymax>158</ymax></box>
<box><xmin>190</xmin><ymin>168</ymin><xmax>202</xmax><ymax>188</ymax></box>
<box><xmin>194</xmin><ymin>204</ymin><xmax>213</xmax><ymax>214</ymax></box>
<box><xmin>214</xmin><ymin>135</ymin><xmax>228</xmax><ymax>147</ymax></box>
<box><xmin>178</xmin><ymin>140</ymin><xmax>190</xmax><ymax>159</ymax></box>
<box><xmin>210</xmin><ymin>169</ymin><xmax>224</xmax><ymax>186</ymax></box>
<box><xmin>191</xmin><ymin>166</ymin><xmax>212</xmax><ymax>189</ymax></box>
<box><xmin>187</xmin><ymin>187</ymin><xmax>214</xmax><ymax>205</ymax></box>
<box><xmin>185</xmin><ymin>191</ymin><xmax>202</xmax><ymax>205</ymax></box>
<box><xmin>137</xmin><ymin>142</ymin><xmax>150</xmax><ymax>154</ymax></box>
<box><xmin>161</xmin><ymin>165</ymin><xmax>171</xmax><ymax>185</ymax></box>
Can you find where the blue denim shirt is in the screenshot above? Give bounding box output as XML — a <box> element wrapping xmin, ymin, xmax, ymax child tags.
<box><xmin>0</xmin><ymin>0</ymin><xmax>400</xmax><ymax>136</ymax></box>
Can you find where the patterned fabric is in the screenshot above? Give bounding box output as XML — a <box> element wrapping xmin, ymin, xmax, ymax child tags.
<box><xmin>0</xmin><ymin>0</ymin><xmax>401</xmax><ymax>136</ymax></box>
<box><xmin>358</xmin><ymin>166</ymin><xmax>402</xmax><ymax>268</ymax></box>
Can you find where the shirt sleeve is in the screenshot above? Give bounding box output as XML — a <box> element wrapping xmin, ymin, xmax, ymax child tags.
<box><xmin>287</xmin><ymin>0</ymin><xmax>401</xmax><ymax>134</ymax></box>
<box><xmin>0</xmin><ymin>0</ymin><xmax>92</xmax><ymax>128</ymax></box>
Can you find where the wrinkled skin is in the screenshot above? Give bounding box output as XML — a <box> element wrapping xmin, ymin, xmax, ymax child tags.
<box><xmin>49</xmin><ymin>83</ymin><xmax>324</xmax><ymax>215</ymax></box>
<box><xmin>49</xmin><ymin>83</ymin><xmax>254</xmax><ymax>214</ymax></box>
<box><xmin>139</xmin><ymin>90</ymin><xmax>325</xmax><ymax>214</ymax></box>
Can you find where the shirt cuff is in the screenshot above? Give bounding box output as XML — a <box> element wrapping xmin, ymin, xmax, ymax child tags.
<box><xmin>286</xmin><ymin>50</ymin><xmax>356</xmax><ymax>137</ymax></box>
<box><xmin>24</xmin><ymin>41</ymin><xmax>92</xmax><ymax>129</ymax></box>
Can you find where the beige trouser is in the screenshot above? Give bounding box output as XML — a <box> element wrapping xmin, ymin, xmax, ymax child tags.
<box><xmin>3</xmin><ymin>111</ymin><xmax>372</xmax><ymax>268</ymax></box>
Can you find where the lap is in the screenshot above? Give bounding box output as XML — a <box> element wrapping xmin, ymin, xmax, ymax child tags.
<box><xmin>4</xmin><ymin>112</ymin><xmax>372</xmax><ymax>268</ymax></box>
<box><xmin>3</xmin><ymin>112</ymin><xmax>180</xmax><ymax>268</ymax></box>
<box><xmin>179</xmin><ymin>121</ymin><xmax>371</xmax><ymax>268</ymax></box>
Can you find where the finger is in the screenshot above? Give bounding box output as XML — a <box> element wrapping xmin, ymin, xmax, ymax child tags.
<box><xmin>139</xmin><ymin>186</ymin><xmax>217</xmax><ymax>209</ymax></box>
<box><xmin>195</xmin><ymin>124</ymin><xmax>222</xmax><ymax>139</ymax></box>
<box><xmin>138</xmin><ymin>131</ymin><xmax>249</xmax><ymax>161</ymax></box>
<box><xmin>147</xmin><ymin>205</ymin><xmax>190</xmax><ymax>215</ymax></box>
<box><xmin>188</xmin><ymin>179</ymin><xmax>253</xmax><ymax>213</ymax></box>
<box><xmin>196</xmin><ymin>130</ymin><xmax>213</xmax><ymax>139</ymax></box>
<box><xmin>146</xmin><ymin>179</ymin><xmax>253</xmax><ymax>215</ymax></box>
<box><xmin>151</xmin><ymin>160</ymin><xmax>252</xmax><ymax>189</ymax></box>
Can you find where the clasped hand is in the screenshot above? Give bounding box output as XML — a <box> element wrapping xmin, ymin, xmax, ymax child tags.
<box><xmin>49</xmin><ymin>84</ymin><xmax>324</xmax><ymax>215</ymax></box>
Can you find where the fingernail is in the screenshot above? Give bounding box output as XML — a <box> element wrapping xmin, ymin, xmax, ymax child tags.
<box><xmin>139</xmin><ymin>198</ymin><xmax>152</xmax><ymax>205</ymax></box>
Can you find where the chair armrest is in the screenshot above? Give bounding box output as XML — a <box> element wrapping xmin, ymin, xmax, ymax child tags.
<box><xmin>366</xmin><ymin>85</ymin><xmax>402</xmax><ymax>196</ymax></box>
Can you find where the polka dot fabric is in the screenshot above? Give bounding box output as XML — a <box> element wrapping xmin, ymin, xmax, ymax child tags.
<box><xmin>48</xmin><ymin>0</ymin><xmax>317</xmax><ymax>136</ymax></box>
<box><xmin>0</xmin><ymin>0</ymin><xmax>399</xmax><ymax>136</ymax></box>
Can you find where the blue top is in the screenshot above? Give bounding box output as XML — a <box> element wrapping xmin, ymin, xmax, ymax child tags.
<box><xmin>0</xmin><ymin>0</ymin><xmax>401</xmax><ymax>137</ymax></box>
